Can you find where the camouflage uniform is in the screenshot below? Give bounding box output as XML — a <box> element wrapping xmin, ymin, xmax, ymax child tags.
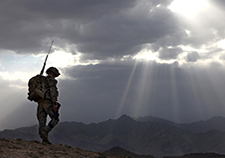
<box><xmin>37</xmin><ymin>75</ymin><xmax>59</xmax><ymax>143</ymax></box>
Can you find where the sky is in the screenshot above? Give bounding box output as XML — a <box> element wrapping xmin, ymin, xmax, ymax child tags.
<box><xmin>1</xmin><ymin>0</ymin><xmax>225</xmax><ymax>130</ymax></box>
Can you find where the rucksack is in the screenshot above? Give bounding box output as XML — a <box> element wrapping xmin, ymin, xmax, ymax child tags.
<box><xmin>27</xmin><ymin>75</ymin><xmax>49</xmax><ymax>102</ymax></box>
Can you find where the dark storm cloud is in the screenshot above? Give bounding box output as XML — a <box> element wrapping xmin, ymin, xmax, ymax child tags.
<box><xmin>150</xmin><ymin>28</ymin><xmax>188</xmax><ymax>52</ymax></box>
<box><xmin>23</xmin><ymin>0</ymin><xmax>136</xmax><ymax>20</ymax></box>
<box><xmin>0</xmin><ymin>0</ymin><xmax>136</xmax><ymax>53</ymax></box>
<box><xmin>159</xmin><ymin>47</ymin><xmax>183</xmax><ymax>60</ymax></box>
<box><xmin>186</xmin><ymin>51</ymin><xmax>200</xmax><ymax>62</ymax></box>
<box><xmin>0</xmin><ymin>0</ymin><xmax>224</xmax><ymax>62</ymax></box>
<box><xmin>0</xmin><ymin>0</ymin><xmax>184</xmax><ymax>61</ymax></box>
<box><xmin>77</xmin><ymin>5</ymin><xmax>180</xmax><ymax>59</ymax></box>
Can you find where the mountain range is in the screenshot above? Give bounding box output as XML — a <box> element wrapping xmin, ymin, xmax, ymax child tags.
<box><xmin>136</xmin><ymin>115</ymin><xmax>225</xmax><ymax>133</ymax></box>
<box><xmin>1</xmin><ymin>115</ymin><xmax>225</xmax><ymax>157</ymax></box>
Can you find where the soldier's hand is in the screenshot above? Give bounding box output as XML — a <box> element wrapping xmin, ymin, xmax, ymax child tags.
<box><xmin>53</xmin><ymin>104</ymin><xmax>57</xmax><ymax>112</ymax></box>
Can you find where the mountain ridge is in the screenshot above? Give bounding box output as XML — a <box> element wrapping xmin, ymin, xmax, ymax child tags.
<box><xmin>136</xmin><ymin>115</ymin><xmax>225</xmax><ymax>133</ymax></box>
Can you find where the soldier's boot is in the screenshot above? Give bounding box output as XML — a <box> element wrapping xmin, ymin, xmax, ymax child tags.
<box><xmin>41</xmin><ymin>130</ymin><xmax>51</xmax><ymax>144</ymax></box>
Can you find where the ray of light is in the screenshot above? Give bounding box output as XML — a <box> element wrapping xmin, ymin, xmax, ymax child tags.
<box><xmin>132</xmin><ymin>61</ymin><xmax>155</xmax><ymax>117</ymax></box>
<box><xmin>116</xmin><ymin>60</ymin><xmax>138</xmax><ymax>118</ymax></box>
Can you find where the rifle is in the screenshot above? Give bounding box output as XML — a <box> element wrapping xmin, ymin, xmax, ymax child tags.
<box><xmin>40</xmin><ymin>41</ymin><xmax>54</xmax><ymax>75</ymax></box>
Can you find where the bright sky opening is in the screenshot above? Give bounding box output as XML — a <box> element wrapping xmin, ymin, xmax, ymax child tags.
<box><xmin>168</xmin><ymin>0</ymin><xmax>209</xmax><ymax>17</ymax></box>
<box><xmin>133</xmin><ymin>50</ymin><xmax>157</xmax><ymax>61</ymax></box>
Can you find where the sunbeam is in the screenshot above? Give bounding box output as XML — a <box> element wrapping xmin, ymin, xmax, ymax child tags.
<box><xmin>132</xmin><ymin>61</ymin><xmax>156</xmax><ymax>117</ymax></box>
<box><xmin>117</xmin><ymin>60</ymin><xmax>138</xmax><ymax>118</ymax></box>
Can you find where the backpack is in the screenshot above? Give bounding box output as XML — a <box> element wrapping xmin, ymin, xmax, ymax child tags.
<box><xmin>27</xmin><ymin>75</ymin><xmax>49</xmax><ymax>102</ymax></box>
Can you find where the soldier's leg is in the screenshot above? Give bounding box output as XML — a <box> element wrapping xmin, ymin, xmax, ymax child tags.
<box><xmin>44</xmin><ymin>104</ymin><xmax>60</xmax><ymax>133</ymax></box>
<box><xmin>42</xmin><ymin>100</ymin><xmax>60</xmax><ymax>133</ymax></box>
<box><xmin>37</xmin><ymin>103</ymin><xmax>47</xmax><ymax>138</ymax></box>
<box><xmin>39</xmin><ymin>100</ymin><xmax>53</xmax><ymax>144</ymax></box>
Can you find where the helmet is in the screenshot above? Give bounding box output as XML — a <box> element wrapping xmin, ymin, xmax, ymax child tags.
<box><xmin>46</xmin><ymin>67</ymin><xmax>60</xmax><ymax>77</ymax></box>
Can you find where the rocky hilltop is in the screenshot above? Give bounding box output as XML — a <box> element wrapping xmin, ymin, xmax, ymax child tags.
<box><xmin>0</xmin><ymin>138</ymin><xmax>104</xmax><ymax>158</ymax></box>
<box><xmin>1</xmin><ymin>138</ymin><xmax>225</xmax><ymax>158</ymax></box>
<box><xmin>0</xmin><ymin>137</ymin><xmax>156</xmax><ymax>158</ymax></box>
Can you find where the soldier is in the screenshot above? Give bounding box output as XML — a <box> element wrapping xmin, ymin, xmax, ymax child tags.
<box><xmin>37</xmin><ymin>67</ymin><xmax>60</xmax><ymax>144</ymax></box>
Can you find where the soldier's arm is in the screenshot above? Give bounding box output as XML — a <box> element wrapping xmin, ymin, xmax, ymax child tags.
<box><xmin>48</xmin><ymin>77</ymin><xmax>59</xmax><ymax>103</ymax></box>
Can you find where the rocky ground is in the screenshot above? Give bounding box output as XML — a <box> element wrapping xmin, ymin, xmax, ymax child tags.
<box><xmin>1</xmin><ymin>138</ymin><xmax>225</xmax><ymax>158</ymax></box>
<box><xmin>0</xmin><ymin>138</ymin><xmax>113</xmax><ymax>158</ymax></box>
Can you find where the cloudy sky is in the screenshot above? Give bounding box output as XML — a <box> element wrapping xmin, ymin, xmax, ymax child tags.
<box><xmin>1</xmin><ymin>0</ymin><xmax>225</xmax><ymax>130</ymax></box>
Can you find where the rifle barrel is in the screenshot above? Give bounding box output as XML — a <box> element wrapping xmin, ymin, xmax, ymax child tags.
<box><xmin>40</xmin><ymin>41</ymin><xmax>54</xmax><ymax>75</ymax></box>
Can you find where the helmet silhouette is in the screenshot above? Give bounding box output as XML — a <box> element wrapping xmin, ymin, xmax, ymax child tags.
<box><xmin>46</xmin><ymin>67</ymin><xmax>60</xmax><ymax>77</ymax></box>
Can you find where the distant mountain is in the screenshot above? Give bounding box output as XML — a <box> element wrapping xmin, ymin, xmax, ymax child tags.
<box><xmin>0</xmin><ymin>125</ymin><xmax>39</xmax><ymax>140</ymax></box>
<box><xmin>177</xmin><ymin>116</ymin><xmax>225</xmax><ymax>133</ymax></box>
<box><xmin>1</xmin><ymin>115</ymin><xmax>225</xmax><ymax>157</ymax></box>
<box><xmin>136</xmin><ymin>116</ymin><xmax>225</xmax><ymax>133</ymax></box>
<box><xmin>104</xmin><ymin>146</ymin><xmax>154</xmax><ymax>158</ymax></box>
<box><xmin>135</xmin><ymin>116</ymin><xmax>175</xmax><ymax>124</ymax></box>
<box><xmin>163</xmin><ymin>153</ymin><xmax>225</xmax><ymax>158</ymax></box>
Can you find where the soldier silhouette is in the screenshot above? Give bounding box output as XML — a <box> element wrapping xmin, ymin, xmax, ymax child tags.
<box><xmin>36</xmin><ymin>67</ymin><xmax>60</xmax><ymax>144</ymax></box>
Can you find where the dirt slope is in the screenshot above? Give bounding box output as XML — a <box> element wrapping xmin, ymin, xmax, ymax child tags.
<box><xmin>0</xmin><ymin>138</ymin><xmax>114</xmax><ymax>158</ymax></box>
